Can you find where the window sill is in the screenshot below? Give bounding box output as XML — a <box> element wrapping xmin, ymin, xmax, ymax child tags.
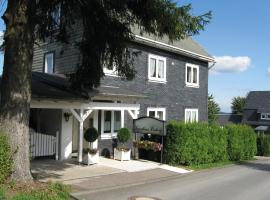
<box><xmin>148</xmin><ymin>79</ymin><xmax>167</xmax><ymax>84</ymax></box>
<box><xmin>101</xmin><ymin>133</ymin><xmax>117</xmax><ymax>140</ymax></box>
<box><xmin>104</xmin><ymin>73</ymin><xmax>119</xmax><ymax>77</ymax></box>
<box><xmin>185</xmin><ymin>83</ymin><xmax>199</xmax><ymax>88</ymax></box>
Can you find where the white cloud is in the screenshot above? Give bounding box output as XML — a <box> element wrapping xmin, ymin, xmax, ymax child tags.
<box><xmin>210</xmin><ymin>56</ymin><xmax>251</xmax><ymax>74</ymax></box>
<box><xmin>0</xmin><ymin>31</ymin><xmax>3</xmax><ymax>46</ymax></box>
<box><xmin>267</xmin><ymin>68</ymin><xmax>270</xmax><ymax>76</ymax></box>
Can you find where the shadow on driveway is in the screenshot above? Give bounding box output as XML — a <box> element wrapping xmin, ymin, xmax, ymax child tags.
<box><xmin>238</xmin><ymin>160</ymin><xmax>270</xmax><ymax>172</ymax></box>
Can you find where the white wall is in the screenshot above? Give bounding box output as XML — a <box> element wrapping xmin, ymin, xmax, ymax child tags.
<box><xmin>60</xmin><ymin>109</ymin><xmax>73</xmax><ymax>160</ymax></box>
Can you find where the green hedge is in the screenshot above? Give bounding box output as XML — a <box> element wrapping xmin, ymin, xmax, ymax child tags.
<box><xmin>226</xmin><ymin>124</ymin><xmax>257</xmax><ymax>161</ymax></box>
<box><xmin>0</xmin><ymin>133</ymin><xmax>13</xmax><ymax>183</ymax></box>
<box><xmin>257</xmin><ymin>135</ymin><xmax>270</xmax><ymax>156</ymax></box>
<box><xmin>164</xmin><ymin>122</ymin><xmax>227</xmax><ymax>165</ymax></box>
<box><xmin>164</xmin><ymin>122</ymin><xmax>256</xmax><ymax>166</ymax></box>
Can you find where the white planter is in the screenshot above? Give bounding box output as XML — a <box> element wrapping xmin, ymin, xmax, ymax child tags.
<box><xmin>114</xmin><ymin>148</ymin><xmax>131</xmax><ymax>161</ymax></box>
<box><xmin>83</xmin><ymin>151</ymin><xmax>99</xmax><ymax>165</ymax></box>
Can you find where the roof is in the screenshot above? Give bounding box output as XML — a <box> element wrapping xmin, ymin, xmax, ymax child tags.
<box><xmin>1</xmin><ymin>72</ymin><xmax>145</xmax><ymax>101</ymax></box>
<box><xmin>132</xmin><ymin>26</ymin><xmax>214</xmax><ymax>62</ymax></box>
<box><xmin>254</xmin><ymin>125</ymin><xmax>270</xmax><ymax>131</ymax></box>
<box><xmin>245</xmin><ymin>91</ymin><xmax>270</xmax><ymax>113</ymax></box>
<box><xmin>216</xmin><ymin>114</ymin><xmax>243</xmax><ymax>126</ymax></box>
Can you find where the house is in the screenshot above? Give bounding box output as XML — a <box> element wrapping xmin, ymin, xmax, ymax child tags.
<box><xmin>26</xmin><ymin>23</ymin><xmax>214</xmax><ymax>162</ymax></box>
<box><xmin>216</xmin><ymin>113</ymin><xmax>242</xmax><ymax>126</ymax></box>
<box><xmin>242</xmin><ymin>91</ymin><xmax>270</xmax><ymax>134</ymax></box>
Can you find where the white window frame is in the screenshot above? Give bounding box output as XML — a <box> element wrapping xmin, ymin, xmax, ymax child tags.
<box><xmin>185</xmin><ymin>63</ymin><xmax>199</xmax><ymax>87</ymax></box>
<box><xmin>185</xmin><ymin>108</ymin><xmax>199</xmax><ymax>123</ymax></box>
<box><xmin>101</xmin><ymin>110</ymin><xmax>124</xmax><ymax>139</ymax></box>
<box><xmin>148</xmin><ymin>54</ymin><xmax>167</xmax><ymax>83</ymax></box>
<box><xmin>147</xmin><ymin>107</ymin><xmax>166</xmax><ymax>120</ymax></box>
<box><xmin>261</xmin><ymin>113</ymin><xmax>270</xmax><ymax>120</ymax></box>
<box><xmin>103</xmin><ymin>62</ymin><xmax>118</xmax><ymax>77</ymax></box>
<box><xmin>44</xmin><ymin>52</ymin><xmax>54</xmax><ymax>74</ymax></box>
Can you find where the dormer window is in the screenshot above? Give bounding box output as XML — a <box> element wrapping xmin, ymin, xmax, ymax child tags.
<box><xmin>44</xmin><ymin>52</ymin><xmax>54</xmax><ymax>74</ymax></box>
<box><xmin>261</xmin><ymin>113</ymin><xmax>270</xmax><ymax>120</ymax></box>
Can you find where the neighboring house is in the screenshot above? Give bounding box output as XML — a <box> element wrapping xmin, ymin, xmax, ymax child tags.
<box><xmin>21</xmin><ymin>21</ymin><xmax>214</xmax><ymax>161</ymax></box>
<box><xmin>216</xmin><ymin>113</ymin><xmax>242</xmax><ymax>126</ymax></box>
<box><xmin>242</xmin><ymin>91</ymin><xmax>270</xmax><ymax>134</ymax></box>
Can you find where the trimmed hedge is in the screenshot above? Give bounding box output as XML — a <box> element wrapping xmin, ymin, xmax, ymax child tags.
<box><xmin>226</xmin><ymin>124</ymin><xmax>257</xmax><ymax>161</ymax></box>
<box><xmin>257</xmin><ymin>135</ymin><xmax>270</xmax><ymax>156</ymax></box>
<box><xmin>164</xmin><ymin>122</ymin><xmax>256</xmax><ymax>166</ymax></box>
<box><xmin>164</xmin><ymin>122</ymin><xmax>227</xmax><ymax>165</ymax></box>
<box><xmin>0</xmin><ymin>133</ymin><xmax>13</xmax><ymax>183</ymax></box>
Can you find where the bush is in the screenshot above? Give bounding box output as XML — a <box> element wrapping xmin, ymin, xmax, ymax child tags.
<box><xmin>0</xmin><ymin>133</ymin><xmax>13</xmax><ymax>183</ymax></box>
<box><xmin>164</xmin><ymin>122</ymin><xmax>256</xmax><ymax>166</ymax></box>
<box><xmin>84</xmin><ymin>127</ymin><xmax>99</xmax><ymax>143</ymax></box>
<box><xmin>226</xmin><ymin>124</ymin><xmax>257</xmax><ymax>161</ymax></box>
<box><xmin>164</xmin><ymin>121</ymin><xmax>227</xmax><ymax>165</ymax></box>
<box><xmin>257</xmin><ymin>135</ymin><xmax>270</xmax><ymax>156</ymax></box>
<box><xmin>117</xmin><ymin>128</ymin><xmax>131</xmax><ymax>144</ymax></box>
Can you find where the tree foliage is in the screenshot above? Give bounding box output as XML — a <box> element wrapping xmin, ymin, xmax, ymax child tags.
<box><xmin>208</xmin><ymin>94</ymin><xmax>220</xmax><ymax>124</ymax></box>
<box><xmin>231</xmin><ymin>96</ymin><xmax>246</xmax><ymax>114</ymax></box>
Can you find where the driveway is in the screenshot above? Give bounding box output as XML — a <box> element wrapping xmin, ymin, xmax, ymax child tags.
<box><xmin>72</xmin><ymin>158</ymin><xmax>270</xmax><ymax>200</ymax></box>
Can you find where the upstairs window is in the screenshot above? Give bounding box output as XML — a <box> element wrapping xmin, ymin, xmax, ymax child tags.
<box><xmin>44</xmin><ymin>52</ymin><xmax>54</xmax><ymax>74</ymax></box>
<box><xmin>147</xmin><ymin>107</ymin><xmax>166</xmax><ymax>120</ymax></box>
<box><xmin>186</xmin><ymin>63</ymin><xmax>199</xmax><ymax>87</ymax></box>
<box><xmin>103</xmin><ymin>62</ymin><xmax>118</xmax><ymax>76</ymax></box>
<box><xmin>261</xmin><ymin>113</ymin><xmax>270</xmax><ymax>120</ymax></box>
<box><xmin>185</xmin><ymin>108</ymin><xmax>198</xmax><ymax>123</ymax></box>
<box><xmin>148</xmin><ymin>54</ymin><xmax>166</xmax><ymax>83</ymax></box>
<box><xmin>51</xmin><ymin>4</ymin><xmax>61</xmax><ymax>28</ymax></box>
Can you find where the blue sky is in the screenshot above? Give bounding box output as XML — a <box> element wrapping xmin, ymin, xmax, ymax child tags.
<box><xmin>0</xmin><ymin>1</ymin><xmax>270</xmax><ymax>112</ymax></box>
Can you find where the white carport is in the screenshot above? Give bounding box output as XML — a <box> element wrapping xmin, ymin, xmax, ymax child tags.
<box><xmin>31</xmin><ymin>100</ymin><xmax>140</xmax><ymax>163</ymax></box>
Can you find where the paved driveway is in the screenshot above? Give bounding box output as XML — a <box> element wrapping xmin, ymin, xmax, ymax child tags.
<box><xmin>73</xmin><ymin>159</ymin><xmax>270</xmax><ymax>200</ymax></box>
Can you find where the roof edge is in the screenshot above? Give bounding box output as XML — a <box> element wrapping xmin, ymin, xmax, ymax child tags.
<box><xmin>134</xmin><ymin>35</ymin><xmax>215</xmax><ymax>63</ymax></box>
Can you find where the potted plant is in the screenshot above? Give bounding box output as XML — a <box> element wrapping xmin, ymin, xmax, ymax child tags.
<box><xmin>83</xmin><ymin>127</ymin><xmax>99</xmax><ymax>165</ymax></box>
<box><xmin>114</xmin><ymin>128</ymin><xmax>132</xmax><ymax>161</ymax></box>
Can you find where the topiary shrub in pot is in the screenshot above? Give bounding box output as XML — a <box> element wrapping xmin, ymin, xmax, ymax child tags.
<box><xmin>83</xmin><ymin>127</ymin><xmax>99</xmax><ymax>165</ymax></box>
<box><xmin>114</xmin><ymin>128</ymin><xmax>132</xmax><ymax>161</ymax></box>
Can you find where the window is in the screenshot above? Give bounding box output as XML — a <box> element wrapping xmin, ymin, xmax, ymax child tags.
<box><xmin>101</xmin><ymin>110</ymin><xmax>122</xmax><ymax>139</ymax></box>
<box><xmin>44</xmin><ymin>52</ymin><xmax>54</xmax><ymax>74</ymax></box>
<box><xmin>147</xmin><ymin>108</ymin><xmax>166</xmax><ymax>120</ymax></box>
<box><xmin>186</xmin><ymin>63</ymin><xmax>199</xmax><ymax>87</ymax></box>
<box><xmin>148</xmin><ymin>54</ymin><xmax>166</xmax><ymax>82</ymax></box>
<box><xmin>51</xmin><ymin>4</ymin><xmax>61</xmax><ymax>28</ymax></box>
<box><xmin>103</xmin><ymin>62</ymin><xmax>118</xmax><ymax>76</ymax></box>
<box><xmin>261</xmin><ymin>113</ymin><xmax>270</xmax><ymax>120</ymax></box>
<box><xmin>185</xmin><ymin>109</ymin><xmax>198</xmax><ymax>123</ymax></box>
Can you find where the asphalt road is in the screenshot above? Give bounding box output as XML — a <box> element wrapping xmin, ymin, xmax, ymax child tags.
<box><xmin>76</xmin><ymin>159</ymin><xmax>270</xmax><ymax>200</ymax></box>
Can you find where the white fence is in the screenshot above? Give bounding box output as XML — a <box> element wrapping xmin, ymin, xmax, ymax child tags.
<box><xmin>30</xmin><ymin>130</ymin><xmax>59</xmax><ymax>160</ymax></box>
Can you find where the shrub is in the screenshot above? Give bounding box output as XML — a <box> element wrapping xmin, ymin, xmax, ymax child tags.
<box><xmin>117</xmin><ymin>128</ymin><xmax>131</xmax><ymax>144</ymax></box>
<box><xmin>257</xmin><ymin>135</ymin><xmax>270</xmax><ymax>156</ymax></box>
<box><xmin>0</xmin><ymin>133</ymin><xmax>13</xmax><ymax>183</ymax></box>
<box><xmin>226</xmin><ymin>124</ymin><xmax>257</xmax><ymax>161</ymax></box>
<box><xmin>84</xmin><ymin>127</ymin><xmax>99</xmax><ymax>143</ymax></box>
<box><xmin>164</xmin><ymin>121</ymin><xmax>227</xmax><ymax>165</ymax></box>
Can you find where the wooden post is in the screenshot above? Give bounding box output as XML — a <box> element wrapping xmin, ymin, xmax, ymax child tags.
<box><xmin>78</xmin><ymin>109</ymin><xmax>84</xmax><ymax>163</ymax></box>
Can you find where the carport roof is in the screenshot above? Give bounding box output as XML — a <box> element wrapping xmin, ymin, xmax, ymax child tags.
<box><xmin>0</xmin><ymin>72</ymin><xmax>145</xmax><ymax>101</ymax></box>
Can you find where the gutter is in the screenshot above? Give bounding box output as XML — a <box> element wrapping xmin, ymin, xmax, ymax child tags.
<box><xmin>134</xmin><ymin>35</ymin><xmax>215</xmax><ymax>63</ymax></box>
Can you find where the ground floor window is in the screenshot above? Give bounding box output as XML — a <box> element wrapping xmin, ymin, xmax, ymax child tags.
<box><xmin>147</xmin><ymin>107</ymin><xmax>166</xmax><ymax>120</ymax></box>
<box><xmin>101</xmin><ymin>110</ymin><xmax>122</xmax><ymax>139</ymax></box>
<box><xmin>185</xmin><ymin>108</ymin><xmax>198</xmax><ymax>123</ymax></box>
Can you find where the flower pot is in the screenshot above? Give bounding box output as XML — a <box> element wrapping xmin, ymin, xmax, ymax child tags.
<box><xmin>114</xmin><ymin>148</ymin><xmax>131</xmax><ymax>161</ymax></box>
<box><xmin>83</xmin><ymin>151</ymin><xmax>99</xmax><ymax>165</ymax></box>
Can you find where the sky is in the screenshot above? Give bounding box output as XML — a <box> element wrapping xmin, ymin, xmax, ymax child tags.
<box><xmin>0</xmin><ymin>1</ymin><xmax>270</xmax><ymax>112</ymax></box>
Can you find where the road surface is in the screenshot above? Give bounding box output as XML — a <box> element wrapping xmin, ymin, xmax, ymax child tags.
<box><xmin>74</xmin><ymin>159</ymin><xmax>270</xmax><ymax>200</ymax></box>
